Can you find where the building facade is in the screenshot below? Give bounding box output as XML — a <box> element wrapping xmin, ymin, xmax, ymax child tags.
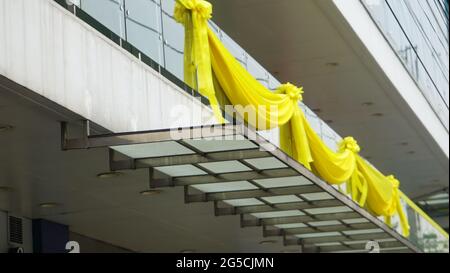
<box><xmin>0</xmin><ymin>0</ymin><xmax>448</xmax><ymax>253</ymax></box>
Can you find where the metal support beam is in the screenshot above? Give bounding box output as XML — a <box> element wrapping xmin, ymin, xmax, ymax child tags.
<box><xmin>62</xmin><ymin>124</ymin><xmax>243</xmax><ymax>149</ymax></box>
<box><xmin>241</xmin><ymin>212</ymin><xmax>361</xmax><ymax>227</ymax></box>
<box><xmin>263</xmin><ymin>222</ymin><xmax>376</xmax><ymax>237</ymax></box>
<box><xmin>283</xmin><ymin>232</ymin><xmax>392</xmax><ymax>246</ymax></box>
<box><xmin>215</xmin><ymin>199</ymin><xmax>343</xmax><ymax>216</ymax></box>
<box><xmin>185</xmin><ymin>185</ymin><xmax>321</xmax><ymax>203</ymax></box>
<box><xmin>302</xmin><ymin>240</ymin><xmax>405</xmax><ymax>253</ymax></box>
<box><xmin>150</xmin><ymin>168</ymin><xmax>300</xmax><ymax>188</ymax></box>
<box><xmin>110</xmin><ymin>148</ymin><xmax>273</xmax><ymax>171</ymax></box>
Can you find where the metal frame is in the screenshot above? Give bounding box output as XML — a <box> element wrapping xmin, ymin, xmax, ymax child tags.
<box><xmin>61</xmin><ymin>121</ymin><xmax>421</xmax><ymax>253</ymax></box>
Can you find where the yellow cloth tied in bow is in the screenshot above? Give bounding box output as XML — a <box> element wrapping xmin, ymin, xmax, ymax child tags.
<box><xmin>332</xmin><ymin>137</ymin><xmax>367</xmax><ymax>206</ymax></box>
<box><xmin>174</xmin><ymin>0</ymin><xmax>420</xmax><ymax>238</ymax></box>
<box><xmin>174</xmin><ymin>0</ymin><xmax>224</xmax><ymax>123</ymax></box>
<box><xmin>275</xmin><ymin>83</ymin><xmax>304</xmax><ymax>102</ymax></box>
<box><xmin>384</xmin><ymin>176</ymin><xmax>410</xmax><ymax>237</ymax></box>
<box><xmin>338</xmin><ymin>137</ymin><xmax>361</xmax><ymax>153</ymax></box>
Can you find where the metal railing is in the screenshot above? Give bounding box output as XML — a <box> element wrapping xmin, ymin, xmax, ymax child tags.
<box><xmin>361</xmin><ymin>0</ymin><xmax>449</xmax><ymax>131</ymax></box>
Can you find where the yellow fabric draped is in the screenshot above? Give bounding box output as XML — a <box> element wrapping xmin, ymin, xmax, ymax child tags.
<box><xmin>174</xmin><ymin>0</ymin><xmax>224</xmax><ymax>122</ymax></box>
<box><xmin>174</xmin><ymin>0</ymin><xmax>415</xmax><ymax>237</ymax></box>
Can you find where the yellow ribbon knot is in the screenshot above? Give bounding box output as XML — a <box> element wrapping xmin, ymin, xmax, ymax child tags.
<box><xmin>338</xmin><ymin>137</ymin><xmax>361</xmax><ymax>153</ymax></box>
<box><xmin>387</xmin><ymin>175</ymin><xmax>400</xmax><ymax>189</ymax></box>
<box><xmin>174</xmin><ymin>0</ymin><xmax>212</xmax><ymax>25</ymax></box>
<box><xmin>276</xmin><ymin>83</ymin><xmax>304</xmax><ymax>102</ymax></box>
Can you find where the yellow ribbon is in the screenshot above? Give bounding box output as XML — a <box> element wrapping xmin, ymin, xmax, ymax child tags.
<box><xmin>338</xmin><ymin>137</ymin><xmax>361</xmax><ymax>154</ymax></box>
<box><xmin>385</xmin><ymin>175</ymin><xmax>410</xmax><ymax>237</ymax></box>
<box><xmin>336</xmin><ymin>137</ymin><xmax>368</xmax><ymax>206</ymax></box>
<box><xmin>174</xmin><ymin>0</ymin><xmax>428</xmax><ymax>239</ymax></box>
<box><xmin>174</xmin><ymin>0</ymin><xmax>224</xmax><ymax>123</ymax></box>
<box><xmin>275</xmin><ymin>83</ymin><xmax>304</xmax><ymax>102</ymax></box>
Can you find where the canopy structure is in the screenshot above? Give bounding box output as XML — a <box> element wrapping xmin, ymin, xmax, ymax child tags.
<box><xmin>61</xmin><ymin>121</ymin><xmax>420</xmax><ymax>253</ymax></box>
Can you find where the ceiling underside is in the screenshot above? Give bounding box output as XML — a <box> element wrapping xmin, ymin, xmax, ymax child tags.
<box><xmin>208</xmin><ymin>0</ymin><xmax>449</xmax><ymax>201</ymax></box>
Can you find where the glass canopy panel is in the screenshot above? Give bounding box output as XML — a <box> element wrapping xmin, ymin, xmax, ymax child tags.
<box><xmin>308</xmin><ymin>220</ymin><xmax>342</xmax><ymax>227</ymax></box>
<box><xmin>315</xmin><ymin>242</ymin><xmax>342</xmax><ymax>247</ymax></box>
<box><xmin>244</xmin><ymin>157</ymin><xmax>287</xmax><ymax>170</ymax></box>
<box><xmin>251</xmin><ymin>210</ymin><xmax>305</xmax><ymax>219</ymax></box>
<box><xmin>295</xmin><ymin>232</ymin><xmax>341</xmax><ymax>239</ymax></box>
<box><xmin>192</xmin><ymin>181</ymin><xmax>258</xmax><ymax>193</ymax></box>
<box><xmin>223</xmin><ymin>198</ymin><xmax>264</xmax><ymax>207</ymax></box>
<box><xmin>155</xmin><ymin>164</ymin><xmax>206</xmax><ymax>177</ymax></box>
<box><xmin>342</xmin><ymin>229</ymin><xmax>384</xmax><ymax>236</ymax></box>
<box><xmin>182</xmin><ymin>139</ymin><xmax>257</xmax><ymax>153</ymax></box>
<box><xmin>111</xmin><ymin>141</ymin><xmax>194</xmax><ymax>158</ymax></box>
<box><xmin>275</xmin><ymin>223</ymin><xmax>308</xmax><ymax>229</ymax></box>
<box><xmin>301</xmin><ymin>192</ymin><xmax>334</xmax><ymax>201</ymax></box>
<box><xmin>342</xmin><ymin>218</ymin><xmax>370</xmax><ymax>224</ymax></box>
<box><xmin>304</xmin><ymin>206</ymin><xmax>352</xmax><ymax>215</ymax></box>
<box><xmin>254</xmin><ymin>176</ymin><xmax>312</xmax><ymax>188</ymax></box>
<box><xmin>198</xmin><ymin>160</ymin><xmax>251</xmax><ymax>173</ymax></box>
<box><xmin>261</xmin><ymin>195</ymin><xmax>303</xmax><ymax>204</ymax></box>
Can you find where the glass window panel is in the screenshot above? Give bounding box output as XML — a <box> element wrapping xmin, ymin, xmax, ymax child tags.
<box><xmin>124</xmin><ymin>0</ymin><xmax>163</xmax><ymax>64</ymax></box>
<box><xmin>161</xmin><ymin>0</ymin><xmax>185</xmax><ymax>80</ymax></box>
<box><xmin>81</xmin><ymin>0</ymin><xmax>126</xmax><ymax>38</ymax></box>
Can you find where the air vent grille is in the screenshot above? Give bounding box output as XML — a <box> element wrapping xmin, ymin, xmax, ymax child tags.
<box><xmin>9</xmin><ymin>216</ymin><xmax>23</xmax><ymax>244</ymax></box>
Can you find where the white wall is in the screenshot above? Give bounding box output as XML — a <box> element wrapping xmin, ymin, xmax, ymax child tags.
<box><xmin>0</xmin><ymin>0</ymin><xmax>218</xmax><ymax>134</ymax></box>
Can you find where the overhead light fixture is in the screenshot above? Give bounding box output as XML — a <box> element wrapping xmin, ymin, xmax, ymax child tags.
<box><xmin>259</xmin><ymin>240</ymin><xmax>277</xmax><ymax>245</ymax></box>
<box><xmin>140</xmin><ymin>189</ymin><xmax>162</xmax><ymax>196</ymax></box>
<box><xmin>0</xmin><ymin>124</ymin><xmax>13</xmax><ymax>132</ymax></box>
<box><xmin>96</xmin><ymin>171</ymin><xmax>123</xmax><ymax>179</ymax></box>
<box><xmin>325</xmin><ymin>62</ymin><xmax>339</xmax><ymax>67</ymax></box>
<box><xmin>38</xmin><ymin>202</ymin><xmax>60</xmax><ymax>208</ymax></box>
